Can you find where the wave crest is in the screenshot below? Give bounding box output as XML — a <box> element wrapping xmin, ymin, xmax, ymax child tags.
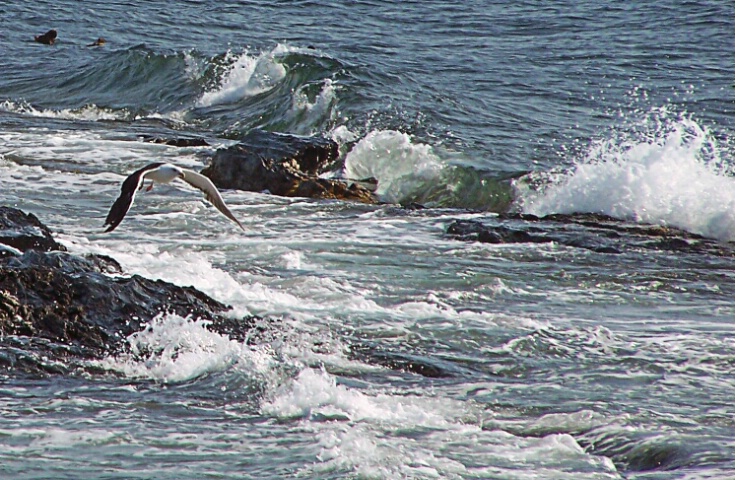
<box><xmin>196</xmin><ymin>48</ymin><xmax>287</xmax><ymax>108</ymax></box>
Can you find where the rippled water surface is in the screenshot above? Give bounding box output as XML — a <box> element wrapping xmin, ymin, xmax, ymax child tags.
<box><xmin>1</xmin><ymin>1</ymin><xmax>734</xmax><ymax>478</ymax></box>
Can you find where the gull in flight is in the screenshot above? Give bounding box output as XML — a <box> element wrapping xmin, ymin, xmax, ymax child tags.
<box><xmin>104</xmin><ymin>162</ymin><xmax>245</xmax><ymax>232</ymax></box>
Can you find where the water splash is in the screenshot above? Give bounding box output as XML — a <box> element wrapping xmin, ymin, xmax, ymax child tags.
<box><xmin>197</xmin><ymin>48</ymin><xmax>287</xmax><ymax>107</ymax></box>
<box><xmin>290</xmin><ymin>78</ymin><xmax>338</xmax><ymax>135</ymax></box>
<box><xmin>343</xmin><ymin>130</ymin><xmax>445</xmax><ymax>204</ymax></box>
<box><xmin>0</xmin><ymin>99</ymin><xmax>131</xmax><ymax>121</ymax></box>
<box><xmin>518</xmin><ymin>108</ymin><xmax>735</xmax><ymax>241</ymax></box>
<box><xmin>342</xmin><ymin>130</ymin><xmax>515</xmax><ymax>210</ymax></box>
<box><xmin>93</xmin><ymin>313</ymin><xmax>275</xmax><ymax>383</ymax></box>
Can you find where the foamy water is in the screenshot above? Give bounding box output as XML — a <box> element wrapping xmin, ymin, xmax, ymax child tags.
<box><xmin>344</xmin><ymin>129</ymin><xmax>446</xmax><ymax>204</ymax></box>
<box><xmin>94</xmin><ymin>314</ymin><xmax>275</xmax><ymax>383</ymax></box>
<box><xmin>197</xmin><ymin>48</ymin><xmax>288</xmax><ymax>107</ymax></box>
<box><xmin>0</xmin><ymin>100</ymin><xmax>130</xmax><ymax>122</ymax></box>
<box><xmin>518</xmin><ymin>111</ymin><xmax>735</xmax><ymax>240</ymax></box>
<box><xmin>1</xmin><ymin>1</ymin><xmax>734</xmax><ymax>478</ymax></box>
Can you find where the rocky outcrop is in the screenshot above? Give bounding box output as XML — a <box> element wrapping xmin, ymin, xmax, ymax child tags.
<box><xmin>0</xmin><ymin>206</ymin><xmax>66</xmax><ymax>256</ymax></box>
<box><xmin>446</xmin><ymin>213</ymin><xmax>735</xmax><ymax>256</ymax></box>
<box><xmin>0</xmin><ymin>206</ymin><xmax>457</xmax><ymax>379</ymax></box>
<box><xmin>202</xmin><ymin>129</ymin><xmax>377</xmax><ymax>204</ymax></box>
<box><xmin>0</xmin><ymin>207</ymin><xmax>257</xmax><ymax>376</ymax></box>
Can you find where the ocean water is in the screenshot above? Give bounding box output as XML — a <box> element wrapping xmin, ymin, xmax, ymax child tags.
<box><xmin>1</xmin><ymin>1</ymin><xmax>734</xmax><ymax>478</ymax></box>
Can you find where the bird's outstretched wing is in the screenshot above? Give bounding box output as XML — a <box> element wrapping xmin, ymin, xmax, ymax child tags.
<box><xmin>103</xmin><ymin>163</ymin><xmax>163</xmax><ymax>232</ymax></box>
<box><xmin>179</xmin><ymin>169</ymin><xmax>246</xmax><ymax>231</ymax></box>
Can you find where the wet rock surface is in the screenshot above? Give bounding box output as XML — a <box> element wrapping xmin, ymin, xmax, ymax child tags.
<box><xmin>0</xmin><ymin>207</ymin><xmax>67</xmax><ymax>256</ymax></box>
<box><xmin>140</xmin><ymin>135</ymin><xmax>210</xmax><ymax>147</ymax></box>
<box><xmin>0</xmin><ymin>207</ymin><xmax>257</xmax><ymax>376</ymax></box>
<box><xmin>202</xmin><ymin>129</ymin><xmax>377</xmax><ymax>203</ymax></box>
<box><xmin>446</xmin><ymin>213</ymin><xmax>735</xmax><ymax>256</ymax></box>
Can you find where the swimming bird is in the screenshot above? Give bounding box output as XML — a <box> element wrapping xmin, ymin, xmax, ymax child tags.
<box><xmin>104</xmin><ymin>163</ymin><xmax>245</xmax><ymax>232</ymax></box>
<box><xmin>87</xmin><ymin>37</ymin><xmax>106</xmax><ymax>47</ymax></box>
<box><xmin>34</xmin><ymin>29</ymin><xmax>58</xmax><ymax>45</ymax></box>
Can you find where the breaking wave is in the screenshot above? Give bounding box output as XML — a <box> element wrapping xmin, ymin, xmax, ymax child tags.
<box><xmin>516</xmin><ymin>108</ymin><xmax>735</xmax><ymax>241</ymax></box>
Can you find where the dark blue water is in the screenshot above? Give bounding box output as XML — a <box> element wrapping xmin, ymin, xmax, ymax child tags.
<box><xmin>1</xmin><ymin>1</ymin><xmax>734</xmax><ymax>478</ymax></box>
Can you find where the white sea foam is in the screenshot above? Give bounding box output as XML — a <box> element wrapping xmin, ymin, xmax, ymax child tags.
<box><xmin>263</xmin><ymin>367</ymin><xmax>460</xmax><ymax>425</ymax></box>
<box><xmin>197</xmin><ymin>48</ymin><xmax>287</xmax><ymax>107</ymax></box>
<box><xmin>0</xmin><ymin>99</ymin><xmax>130</xmax><ymax>122</ymax></box>
<box><xmin>262</xmin><ymin>368</ymin><xmax>618</xmax><ymax>478</ymax></box>
<box><xmin>94</xmin><ymin>313</ymin><xmax>275</xmax><ymax>383</ymax></box>
<box><xmin>344</xmin><ymin>130</ymin><xmax>445</xmax><ymax>204</ymax></box>
<box><xmin>27</xmin><ymin>428</ymin><xmax>131</xmax><ymax>450</ymax></box>
<box><xmin>1</xmin><ymin>98</ymin><xmax>196</xmax><ymax>126</ymax></box>
<box><xmin>519</xmin><ymin>110</ymin><xmax>735</xmax><ymax>241</ymax></box>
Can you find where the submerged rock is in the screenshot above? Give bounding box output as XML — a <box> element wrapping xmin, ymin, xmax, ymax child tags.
<box><xmin>446</xmin><ymin>213</ymin><xmax>735</xmax><ymax>257</ymax></box>
<box><xmin>579</xmin><ymin>426</ymin><xmax>698</xmax><ymax>473</ymax></box>
<box><xmin>0</xmin><ymin>206</ymin><xmax>256</xmax><ymax>376</ymax></box>
<box><xmin>348</xmin><ymin>342</ymin><xmax>470</xmax><ymax>378</ymax></box>
<box><xmin>202</xmin><ymin>129</ymin><xmax>377</xmax><ymax>204</ymax></box>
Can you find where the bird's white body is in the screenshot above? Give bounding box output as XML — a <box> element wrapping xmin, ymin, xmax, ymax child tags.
<box><xmin>143</xmin><ymin>164</ymin><xmax>183</xmax><ymax>184</ymax></box>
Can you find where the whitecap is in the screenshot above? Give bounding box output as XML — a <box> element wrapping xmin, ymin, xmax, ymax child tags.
<box><xmin>196</xmin><ymin>48</ymin><xmax>287</xmax><ymax>107</ymax></box>
<box><xmin>0</xmin><ymin>99</ymin><xmax>130</xmax><ymax>122</ymax></box>
<box><xmin>262</xmin><ymin>368</ymin><xmax>618</xmax><ymax>478</ymax></box>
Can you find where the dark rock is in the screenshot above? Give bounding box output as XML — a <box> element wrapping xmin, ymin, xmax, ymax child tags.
<box><xmin>0</xmin><ymin>207</ymin><xmax>258</xmax><ymax>376</ymax></box>
<box><xmin>0</xmin><ymin>206</ymin><xmax>67</xmax><ymax>253</ymax></box>
<box><xmin>141</xmin><ymin>135</ymin><xmax>210</xmax><ymax>147</ymax></box>
<box><xmin>348</xmin><ymin>344</ymin><xmax>452</xmax><ymax>378</ymax></box>
<box><xmin>34</xmin><ymin>29</ymin><xmax>57</xmax><ymax>45</ymax></box>
<box><xmin>0</xmin><ymin>250</ymin><xmax>257</xmax><ymax>373</ymax></box>
<box><xmin>347</xmin><ymin>341</ymin><xmax>489</xmax><ymax>379</ymax></box>
<box><xmin>201</xmin><ymin>129</ymin><xmax>377</xmax><ymax>204</ymax></box>
<box><xmin>447</xmin><ymin>214</ymin><xmax>735</xmax><ymax>257</ymax></box>
<box><xmin>3</xmin><ymin>249</ymin><xmax>122</xmax><ymax>275</ymax></box>
<box><xmin>447</xmin><ymin>220</ymin><xmax>542</xmax><ymax>245</ymax></box>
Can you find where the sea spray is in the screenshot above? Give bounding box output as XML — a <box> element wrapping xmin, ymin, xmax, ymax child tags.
<box><xmin>197</xmin><ymin>48</ymin><xmax>287</xmax><ymax>107</ymax></box>
<box><xmin>290</xmin><ymin>78</ymin><xmax>339</xmax><ymax>135</ymax></box>
<box><xmin>343</xmin><ymin>129</ymin><xmax>515</xmax><ymax>210</ymax></box>
<box><xmin>93</xmin><ymin>313</ymin><xmax>276</xmax><ymax>383</ymax></box>
<box><xmin>343</xmin><ymin>129</ymin><xmax>445</xmax><ymax>204</ymax></box>
<box><xmin>517</xmin><ymin>108</ymin><xmax>735</xmax><ymax>241</ymax></box>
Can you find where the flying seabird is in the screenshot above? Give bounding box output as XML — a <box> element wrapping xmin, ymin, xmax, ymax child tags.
<box><xmin>104</xmin><ymin>162</ymin><xmax>245</xmax><ymax>232</ymax></box>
